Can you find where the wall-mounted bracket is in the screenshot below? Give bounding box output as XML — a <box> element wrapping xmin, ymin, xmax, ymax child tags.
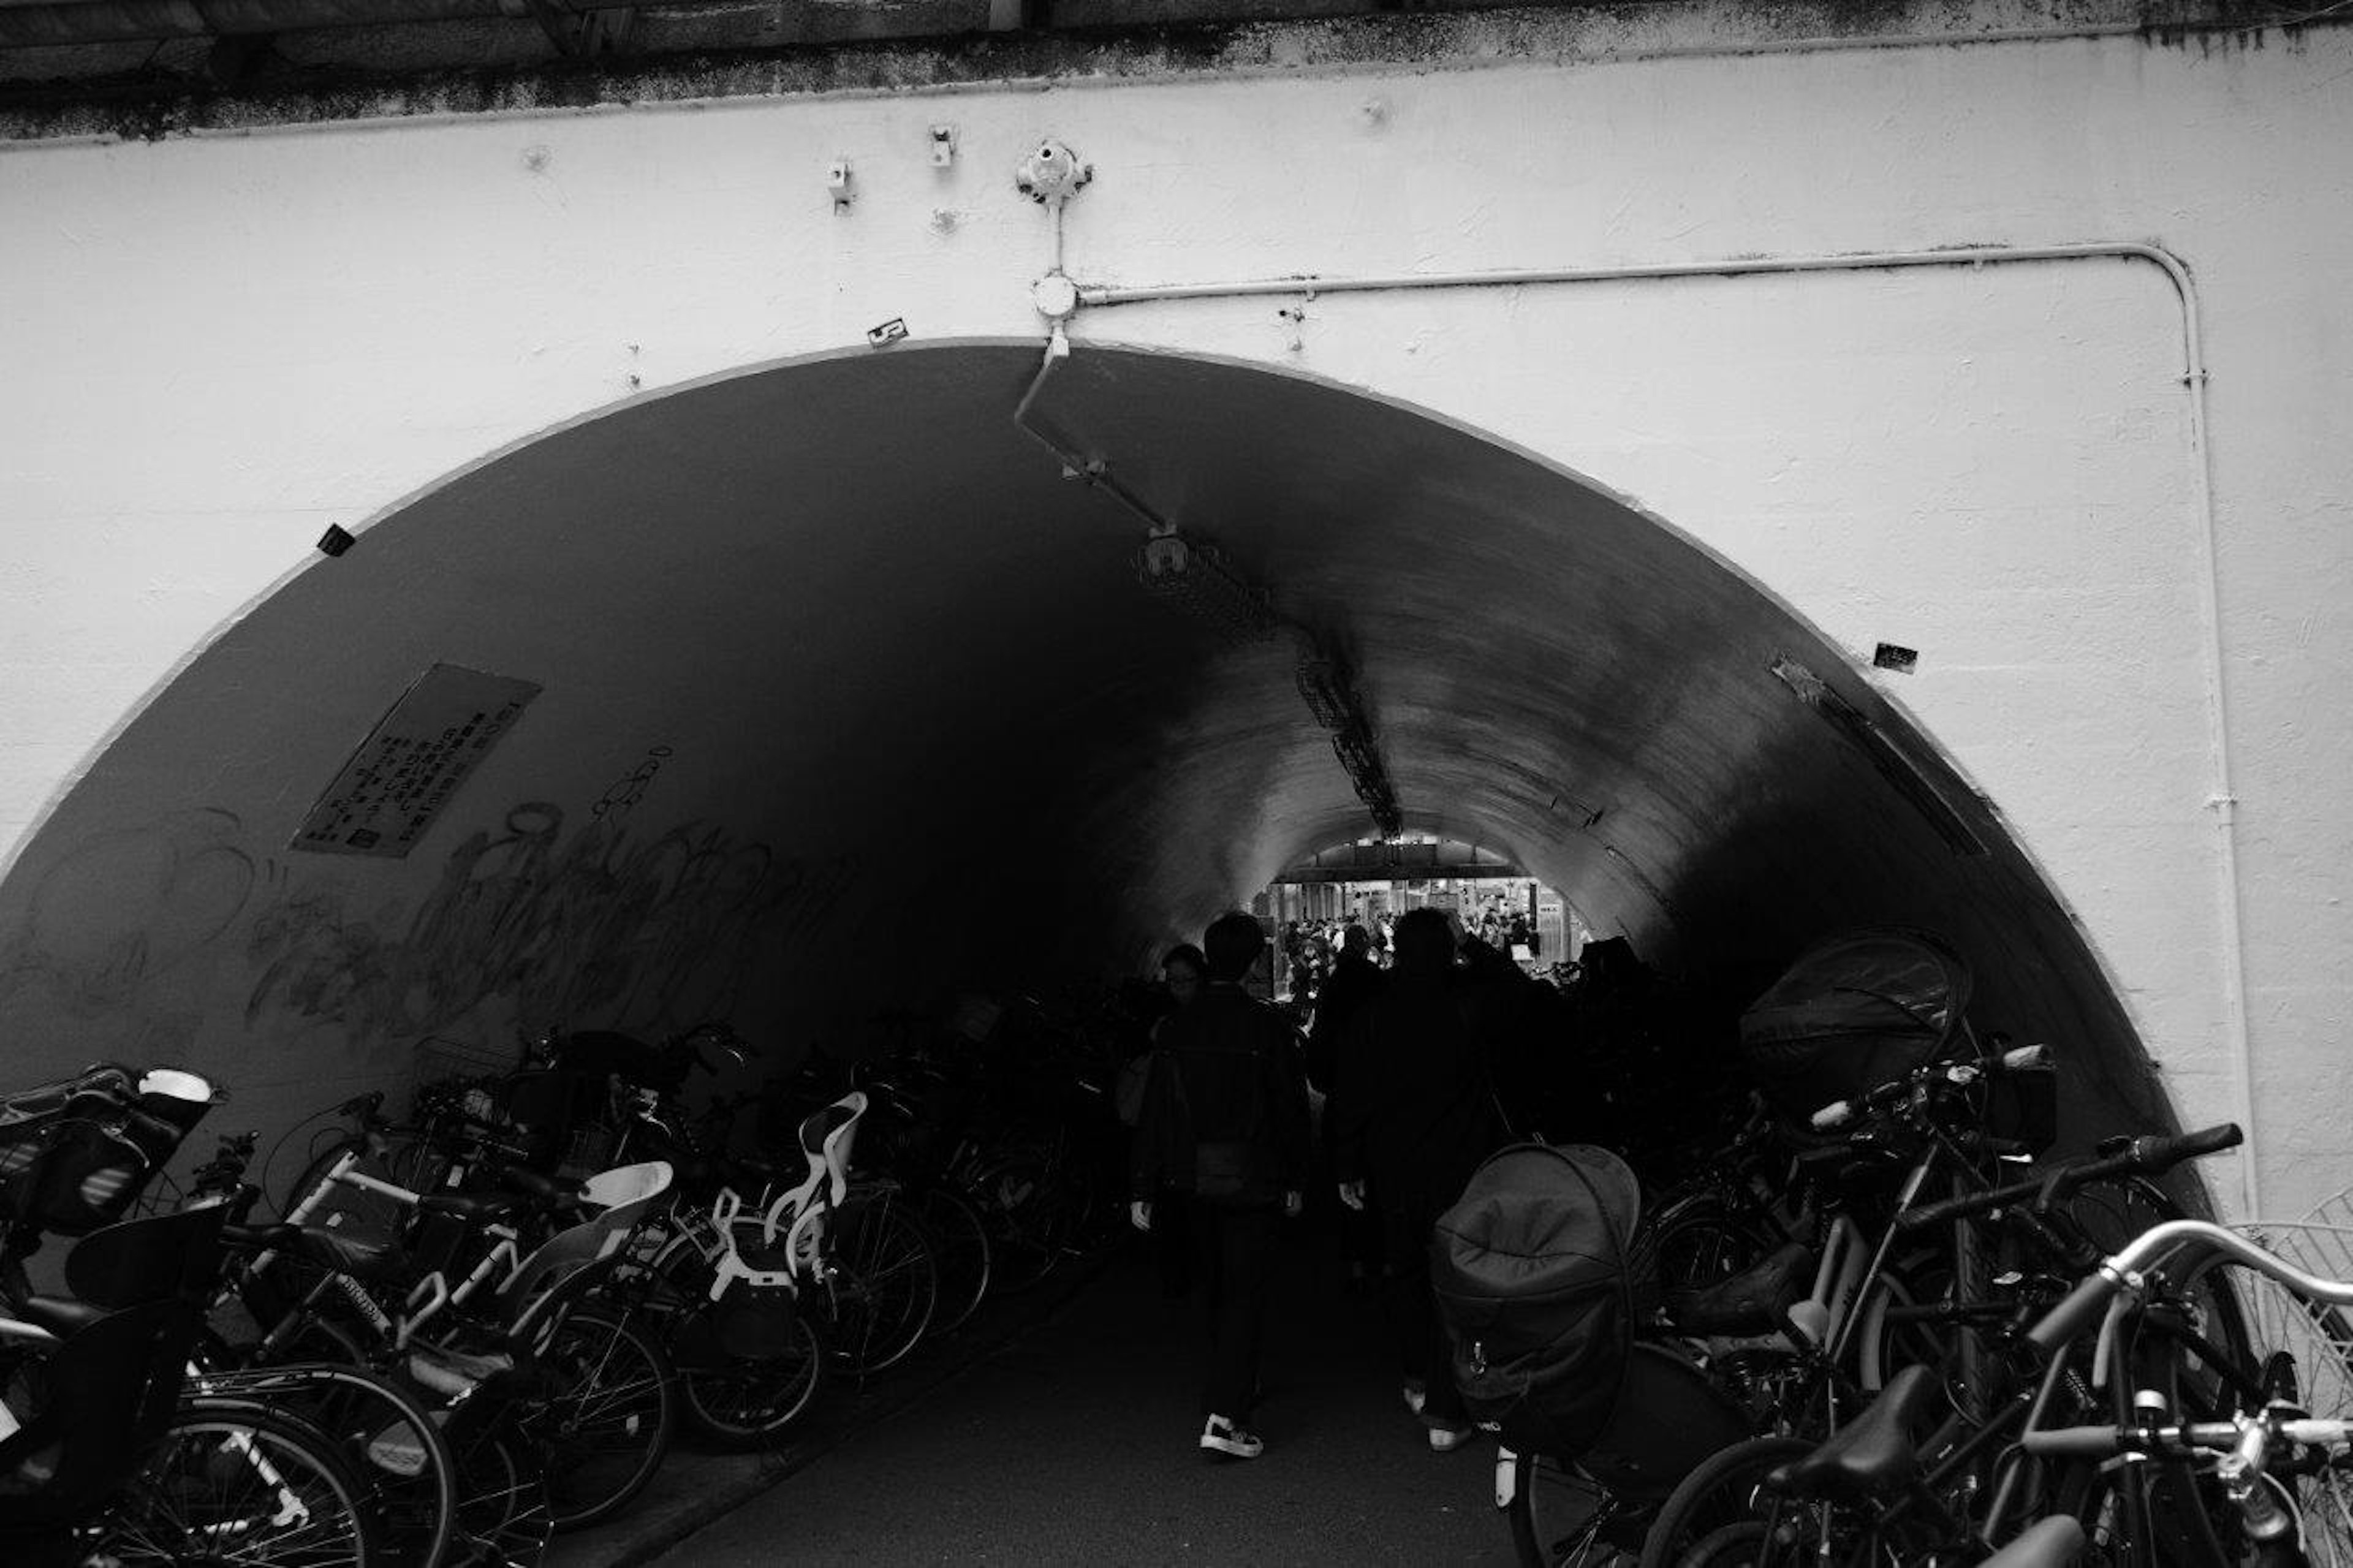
<box><xmin>1015</xmin><ymin>139</ymin><xmax>1090</xmax><ymax>207</ymax></box>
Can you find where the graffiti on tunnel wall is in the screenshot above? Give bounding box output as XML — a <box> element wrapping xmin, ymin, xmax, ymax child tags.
<box><xmin>0</xmin><ymin>808</ymin><xmax>257</xmax><ymax>1019</ymax></box>
<box><xmin>248</xmin><ymin>802</ymin><xmax>855</xmax><ymax>1038</ymax></box>
<box><xmin>0</xmin><ymin>803</ymin><xmax>855</xmax><ymax>1055</ymax></box>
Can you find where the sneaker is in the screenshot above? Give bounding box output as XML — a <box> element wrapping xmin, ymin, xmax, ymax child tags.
<box><xmin>1401</xmin><ymin>1382</ymin><xmax>1428</xmax><ymax>1417</ymax></box>
<box><xmin>1200</xmin><ymin>1414</ymin><xmax>1264</xmax><ymax>1460</ymax></box>
<box><xmin>1428</xmin><ymin>1422</ymin><xmax>1477</xmax><ymax>1453</ymax></box>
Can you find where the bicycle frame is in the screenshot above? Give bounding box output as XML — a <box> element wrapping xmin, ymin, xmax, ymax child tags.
<box><xmin>240</xmin><ymin>1155</ymin><xmax>530</xmax><ymax>1357</ymax></box>
<box><xmin>1783</xmin><ymin>1219</ymin><xmax>2319</xmax><ymax>1565</ymax></box>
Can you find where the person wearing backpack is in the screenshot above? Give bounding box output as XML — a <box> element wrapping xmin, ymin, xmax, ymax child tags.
<box><xmin>1328</xmin><ymin>907</ymin><xmax>1515</xmax><ymax>1452</ymax></box>
<box><xmin>1129</xmin><ymin>912</ymin><xmax>1313</xmax><ymax>1461</ymax></box>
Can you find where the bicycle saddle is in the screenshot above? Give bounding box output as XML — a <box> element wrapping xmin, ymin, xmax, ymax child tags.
<box><xmin>218</xmin><ymin>1223</ymin><xmax>300</xmax><ymax>1268</ymax></box>
<box><xmin>295</xmin><ymin>1225</ymin><xmax>413</xmax><ymax>1285</ymax></box>
<box><xmin>1768</xmin><ymin>1363</ymin><xmax>1940</xmax><ymax>1501</ymax></box>
<box><xmin>1667</xmin><ymin>1240</ymin><xmax>1812</xmax><ymax>1336</ymax></box>
<box><xmin>416</xmin><ymin>1191</ymin><xmax>530</xmax><ymax>1223</ymax></box>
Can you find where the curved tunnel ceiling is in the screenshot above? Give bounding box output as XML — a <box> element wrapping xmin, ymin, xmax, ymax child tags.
<box><xmin>0</xmin><ymin>339</ymin><xmax>2169</xmax><ymax>1148</ymax></box>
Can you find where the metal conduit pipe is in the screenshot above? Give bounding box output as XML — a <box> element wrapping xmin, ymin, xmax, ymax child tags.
<box><xmin>1072</xmin><ymin>241</ymin><xmax>2258</xmax><ymax>1214</ymax></box>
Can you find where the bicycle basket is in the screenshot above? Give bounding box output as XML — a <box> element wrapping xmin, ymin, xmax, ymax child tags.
<box><xmin>2241</xmin><ymin>1189</ymin><xmax>2353</xmax><ymax>1422</ymax></box>
<box><xmin>2232</xmin><ymin>1198</ymin><xmax>2353</xmax><ymax>1567</ymax></box>
<box><xmin>1738</xmin><ymin>928</ymin><xmax>1971</xmax><ymax>1122</ymax></box>
<box><xmin>410</xmin><ymin>1036</ymin><xmax>523</xmax><ymax>1122</ymax></box>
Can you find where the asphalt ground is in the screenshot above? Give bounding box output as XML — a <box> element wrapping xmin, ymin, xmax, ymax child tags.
<box><xmin>574</xmin><ymin>1225</ymin><xmax>1515</xmax><ymax>1566</ymax></box>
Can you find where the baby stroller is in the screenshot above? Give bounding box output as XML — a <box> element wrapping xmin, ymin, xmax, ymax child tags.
<box><xmin>1434</xmin><ymin>1143</ymin><xmax>1756</xmax><ymax>1566</ymax></box>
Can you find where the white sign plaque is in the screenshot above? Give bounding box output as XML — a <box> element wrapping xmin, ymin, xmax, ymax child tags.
<box><xmin>293</xmin><ymin>664</ymin><xmax>541</xmax><ymax>858</ymax></box>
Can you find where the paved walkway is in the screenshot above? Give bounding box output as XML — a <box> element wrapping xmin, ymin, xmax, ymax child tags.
<box><xmin>651</xmin><ymin>1232</ymin><xmax>1515</xmax><ymax>1566</ymax></box>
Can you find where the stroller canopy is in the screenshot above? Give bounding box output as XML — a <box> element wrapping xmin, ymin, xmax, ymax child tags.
<box><xmin>1432</xmin><ymin>1143</ymin><xmax>1646</xmax><ymax>1456</ymax></box>
<box><xmin>1739</xmin><ymin>928</ymin><xmax>1972</xmax><ymax>1119</ymax></box>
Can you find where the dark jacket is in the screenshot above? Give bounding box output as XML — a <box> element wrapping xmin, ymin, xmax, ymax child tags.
<box><xmin>1131</xmin><ymin>984</ymin><xmax>1313</xmax><ymax>1201</ymax></box>
<box><xmin>1305</xmin><ymin>951</ymin><xmax>1382</xmax><ymax>1094</ymax></box>
<box><xmin>1327</xmin><ymin>963</ymin><xmax>1514</xmax><ymax>1208</ymax></box>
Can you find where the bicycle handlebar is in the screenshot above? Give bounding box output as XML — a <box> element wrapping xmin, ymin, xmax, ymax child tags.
<box><xmin>1897</xmin><ymin>1123</ymin><xmax>2242</xmax><ymax>1235</ymax></box>
<box><xmin>2027</xmin><ymin>1218</ymin><xmax>2353</xmax><ymax>1354</ymax></box>
<box><xmin>2024</xmin><ymin>1417</ymin><xmax>2353</xmax><ymax>1460</ymax></box>
<box><xmin>1809</xmin><ymin>1045</ymin><xmax>2052</xmax><ymax>1132</ymax></box>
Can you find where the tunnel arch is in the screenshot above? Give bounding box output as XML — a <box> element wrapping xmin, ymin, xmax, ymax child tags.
<box><xmin>0</xmin><ymin>336</ymin><xmax>2172</xmax><ymax>1158</ymax></box>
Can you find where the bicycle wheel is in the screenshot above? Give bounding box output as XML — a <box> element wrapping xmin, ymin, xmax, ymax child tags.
<box><xmin>1645</xmin><ymin>1194</ymin><xmax>1776</xmax><ymax>1298</ymax></box>
<box><xmin>1670</xmin><ymin>1520</ymin><xmax>1787</xmax><ymax>1567</ymax></box>
<box><xmin>1849</xmin><ymin>1257</ymin><xmax>1962</xmax><ymax>1396</ymax></box>
<box><xmin>676</xmin><ymin>1304</ymin><xmax>831</xmax><ymax>1446</ymax></box>
<box><xmin>1506</xmin><ymin>1450</ymin><xmax>1641</xmax><ymax>1567</ymax></box>
<box><xmin>972</xmin><ymin>1155</ymin><xmax>1078</xmax><ymax>1295</ymax></box>
<box><xmin>95</xmin><ymin>1407</ymin><xmax>382</xmax><ymax>1567</ymax></box>
<box><xmin>914</xmin><ymin>1184</ymin><xmax>992</xmax><ymax>1335</ymax></box>
<box><xmin>2063</xmin><ymin>1174</ymin><xmax>2256</xmax><ymax>1376</ymax></box>
<box><xmin>1637</xmin><ymin>1435</ymin><xmax>1814</xmax><ymax>1568</ymax></box>
<box><xmin>531</xmin><ymin>1305</ymin><xmax>678</xmax><ymax>1531</ymax></box>
<box><xmin>648</xmin><ymin>1225</ymin><xmax>832</xmax><ymax>1446</ymax></box>
<box><xmin>824</xmin><ymin>1188</ymin><xmax>939</xmax><ymax>1374</ymax></box>
<box><xmin>192</xmin><ymin>1365</ymin><xmax>458</xmax><ymax>1568</ymax></box>
<box><xmin>1675</xmin><ymin>1490</ymin><xmax>1845</xmax><ymax>1568</ymax></box>
<box><xmin>448</xmin><ymin>1425</ymin><xmax>551</xmax><ymax>1567</ymax></box>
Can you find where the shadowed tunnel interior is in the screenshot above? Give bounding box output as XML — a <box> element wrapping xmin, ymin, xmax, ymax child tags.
<box><xmin>0</xmin><ymin>339</ymin><xmax>2172</xmax><ymax>1154</ymax></box>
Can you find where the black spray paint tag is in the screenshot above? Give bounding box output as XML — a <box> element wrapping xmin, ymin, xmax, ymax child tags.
<box><xmin>292</xmin><ymin>664</ymin><xmax>542</xmax><ymax>857</ymax></box>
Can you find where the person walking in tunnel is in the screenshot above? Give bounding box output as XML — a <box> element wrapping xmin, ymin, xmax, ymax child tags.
<box><xmin>1308</xmin><ymin>923</ymin><xmax>1382</xmax><ymax>1083</ymax></box>
<box><xmin>1327</xmin><ymin>907</ymin><xmax>1515</xmax><ymax>1452</ymax></box>
<box><xmin>1306</xmin><ymin>923</ymin><xmax>1385</xmax><ymax>1292</ymax></box>
<box><xmin>1120</xmin><ymin>942</ymin><xmax>1208</xmax><ymax>1298</ymax></box>
<box><xmin>1130</xmin><ymin>912</ymin><xmax>1313</xmax><ymax>1460</ymax></box>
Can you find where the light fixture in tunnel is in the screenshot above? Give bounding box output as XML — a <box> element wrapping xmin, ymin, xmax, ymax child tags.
<box><xmin>1134</xmin><ymin>523</ymin><xmax>1281</xmax><ymax>643</ymax></box>
<box><xmin>1294</xmin><ymin>652</ymin><xmax>1351</xmax><ymax>730</ymax></box>
<box><xmin>1332</xmin><ymin>719</ymin><xmax>1403</xmax><ymax>838</ymax></box>
<box><xmin>1295</xmin><ymin>647</ymin><xmax>1402</xmax><ymax>836</ymax></box>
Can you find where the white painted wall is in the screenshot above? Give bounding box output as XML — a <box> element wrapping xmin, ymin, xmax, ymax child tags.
<box><xmin>2</xmin><ymin>21</ymin><xmax>2347</xmax><ymax>1215</ymax></box>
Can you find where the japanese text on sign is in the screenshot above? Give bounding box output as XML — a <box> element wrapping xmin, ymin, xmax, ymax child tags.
<box><xmin>292</xmin><ymin>664</ymin><xmax>542</xmax><ymax>858</ymax></box>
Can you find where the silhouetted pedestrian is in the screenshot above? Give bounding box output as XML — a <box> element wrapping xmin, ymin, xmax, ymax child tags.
<box><xmin>1308</xmin><ymin>923</ymin><xmax>1386</xmax><ymax>1290</ymax></box>
<box><xmin>1130</xmin><ymin>942</ymin><xmax>1207</xmax><ymax>1298</ymax></box>
<box><xmin>1130</xmin><ymin>912</ymin><xmax>1312</xmax><ymax>1460</ymax></box>
<box><xmin>1328</xmin><ymin>907</ymin><xmax>1514</xmax><ymax>1452</ymax></box>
